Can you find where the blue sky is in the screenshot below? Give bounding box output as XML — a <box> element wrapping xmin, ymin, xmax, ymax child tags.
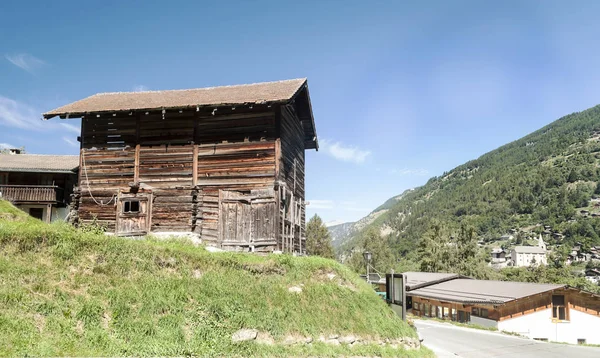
<box><xmin>2</xmin><ymin>1</ymin><xmax>600</xmax><ymax>224</ymax></box>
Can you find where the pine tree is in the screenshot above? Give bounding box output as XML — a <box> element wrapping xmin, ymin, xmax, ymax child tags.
<box><xmin>305</xmin><ymin>214</ymin><xmax>334</xmax><ymax>259</ymax></box>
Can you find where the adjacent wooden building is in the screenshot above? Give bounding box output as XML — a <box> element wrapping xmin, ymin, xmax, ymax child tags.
<box><xmin>43</xmin><ymin>78</ymin><xmax>318</xmax><ymax>253</ymax></box>
<box><xmin>0</xmin><ymin>152</ymin><xmax>78</xmax><ymax>222</ymax></box>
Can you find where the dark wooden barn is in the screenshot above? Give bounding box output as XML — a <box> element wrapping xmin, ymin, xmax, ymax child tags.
<box><xmin>0</xmin><ymin>152</ymin><xmax>78</xmax><ymax>222</ymax></box>
<box><xmin>43</xmin><ymin>78</ymin><xmax>318</xmax><ymax>253</ymax></box>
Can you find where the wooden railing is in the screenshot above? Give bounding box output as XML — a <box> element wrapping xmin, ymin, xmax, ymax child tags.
<box><xmin>0</xmin><ymin>185</ymin><xmax>62</xmax><ymax>203</ymax></box>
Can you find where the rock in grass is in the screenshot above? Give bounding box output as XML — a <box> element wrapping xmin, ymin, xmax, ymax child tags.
<box><xmin>232</xmin><ymin>329</ymin><xmax>258</xmax><ymax>343</ymax></box>
<box><xmin>288</xmin><ymin>286</ymin><xmax>303</xmax><ymax>293</ymax></box>
<box><xmin>338</xmin><ymin>335</ymin><xmax>356</xmax><ymax>344</ymax></box>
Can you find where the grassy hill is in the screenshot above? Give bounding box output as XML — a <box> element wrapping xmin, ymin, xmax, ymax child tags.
<box><xmin>339</xmin><ymin>104</ymin><xmax>600</xmax><ymax>258</ymax></box>
<box><xmin>0</xmin><ymin>200</ymin><xmax>428</xmax><ymax>357</ymax></box>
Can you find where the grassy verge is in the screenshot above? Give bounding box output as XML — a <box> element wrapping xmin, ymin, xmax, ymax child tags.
<box><xmin>0</xmin><ymin>200</ymin><xmax>431</xmax><ymax>357</ymax></box>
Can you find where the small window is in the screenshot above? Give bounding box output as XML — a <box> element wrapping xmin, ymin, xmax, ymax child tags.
<box><xmin>578</xmin><ymin>339</ymin><xmax>586</xmax><ymax>345</ymax></box>
<box><xmin>472</xmin><ymin>307</ymin><xmax>479</xmax><ymax>316</ymax></box>
<box><xmin>552</xmin><ymin>295</ymin><xmax>565</xmax><ymax>306</ymax></box>
<box><xmin>414</xmin><ymin>302</ymin><xmax>420</xmax><ymax>311</ymax></box>
<box><xmin>553</xmin><ymin>306</ymin><xmax>566</xmax><ymax>320</ymax></box>
<box><xmin>552</xmin><ymin>295</ymin><xmax>567</xmax><ymax>320</ymax></box>
<box><xmin>480</xmin><ymin>308</ymin><xmax>489</xmax><ymax>318</ymax></box>
<box><xmin>123</xmin><ymin>200</ymin><xmax>140</xmax><ymax>213</ymax></box>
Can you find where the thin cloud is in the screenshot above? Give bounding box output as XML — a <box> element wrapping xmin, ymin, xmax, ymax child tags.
<box><xmin>0</xmin><ymin>95</ymin><xmax>43</xmax><ymax>130</ymax></box>
<box><xmin>133</xmin><ymin>85</ymin><xmax>149</xmax><ymax>92</ymax></box>
<box><xmin>307</xmin><ymin>199</ymin><xmax>334</xmax><ymax>210</ymax></box>
<box><xmin>59</xmin><ymin>122</ymin><xmax>80</xmax><ymax>134</ymax></box>
<box><xmin>62</xmin><ymin>137</ymin><xmax>78</xmax><ymax>147</ymax></box>
<box><xmin>389</xmin><ymin>168</ymin><xmax>429</xmax><ymax>176</ymax></box>
<box><xmin>0</xmin><ymin>143</ymin><xmax>15</xmax><ymax>149</ymax></box>
<box><xmin>320</xmin><ymin>139</ymin><xmax>371</xmax><ymax>164</ymax></box>
<box><xmin>5</xmin><ymin>53</ymin><xmax>46</xmax><ymax>73</ymax></box>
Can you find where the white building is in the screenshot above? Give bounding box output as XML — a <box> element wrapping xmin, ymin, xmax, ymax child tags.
<box><xmin>511</xmin><ymin>235</ymin><xmax>547</xmax><ymax>267</ymax></box>
<box><xmin>404</xmin><ymin>273</ymin><xmax>600</xmax><ymax>345</ymax></box>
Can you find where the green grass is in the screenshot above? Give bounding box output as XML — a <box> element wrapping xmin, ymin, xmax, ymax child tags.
<box><xmin>0</xmin><ymin>200</ymin><xmax>430</xmax><ymax>357</ymax></box>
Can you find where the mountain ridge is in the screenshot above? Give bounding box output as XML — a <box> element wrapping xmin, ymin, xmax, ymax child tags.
<box><xmin>336</xmin><ymin>104</ymin><xmax>600</xmax><ymax>258</ymax></box>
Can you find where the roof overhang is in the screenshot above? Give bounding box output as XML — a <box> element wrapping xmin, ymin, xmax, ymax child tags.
<box><xmin>42</xmin><ymin>78</ymin><xmax>318</xmax><ymax>151</ymax></box>
<box><xmin>0</xmin><ymin>168</ymin><xmax>78</xmax><ymax>174</ymax></box>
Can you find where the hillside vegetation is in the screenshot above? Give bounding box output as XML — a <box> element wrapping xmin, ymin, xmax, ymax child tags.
<box><xmin>0</xmin><ymin>200</ymin><xmax>428</xmax><ymax>357</ymax></box>
<box><xmin>339</xmin><ymin>104</ymin><xmax>600</xmax><ymax>258</ymax></box>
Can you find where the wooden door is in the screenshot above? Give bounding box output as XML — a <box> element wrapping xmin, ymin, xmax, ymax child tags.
<box><xmin>116</xmin><ymin>193</ymin><xmax>152</xmax><ymax>235</ymax></box>
<box><xmin>219</xmin><ymin>189</ymin><xmax>276</xmax><ymax>246</ymax></box>
<box><xmin>220</xmin><ymin>191</ymin><xmax>252</xmax><ymax>243</ymax></box>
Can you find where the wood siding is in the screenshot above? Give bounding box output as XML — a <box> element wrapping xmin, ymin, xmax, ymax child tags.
<box><xmin>278</xmin><ymin>105</ymin><xmax>307</xmax><ymax>253</ymax></box>
<box><xmin>76</xmin><ymin>105</ymin><xmax>305</xmax><ymax>253</ymax></box>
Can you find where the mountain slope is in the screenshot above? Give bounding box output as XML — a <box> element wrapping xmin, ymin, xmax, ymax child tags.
<box><xmin>341</xmin><ymin>104</ymin><xmax>600</xmax><ymax>256</ymax></box>
<box><xmin>0</xmin><ymin>200</ymin><xmax>427</xmax><ymax>357</ymax></box>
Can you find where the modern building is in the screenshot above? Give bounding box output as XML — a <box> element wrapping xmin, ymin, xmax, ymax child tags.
<box><xmin>42</xmin><ymin>79</ymin><xmax>318</xmax><ymax>253</ymax></box>
<box><xmin>400</xmin><ymin>272</ymin><xmax>600</xmax><ymax>345</ymax></box>
<box><xmin>0</xmin><ymin>152</ymin><xmax>78</xmax><ymax>222</ymax></box>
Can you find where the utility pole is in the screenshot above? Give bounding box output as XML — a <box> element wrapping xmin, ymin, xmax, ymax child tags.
<box><xmin>363</xmin><ymin>251</ymin><xmax>372</xmax><ymax>284</ymax></box>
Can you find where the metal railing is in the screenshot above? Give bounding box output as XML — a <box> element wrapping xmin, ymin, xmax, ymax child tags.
<box><xmin>0</xmin><ymin>185</ymin><xmax>63</xmax><ymax>203</ymax></box>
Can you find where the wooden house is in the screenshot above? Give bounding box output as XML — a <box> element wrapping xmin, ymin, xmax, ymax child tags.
<box><xmin>391</xmin><ymin>272</ymin><xmax>600</xmax><ymax>345</ymax></box>
<box><xmin>0</xmin><ymin>152</ymin><xmax>78</xmax><ymax>222</ymax></box>
<box><xmin>43</xmin><ymin>78</ymin><xmax>318</xmax><ymax>253</ymax></box>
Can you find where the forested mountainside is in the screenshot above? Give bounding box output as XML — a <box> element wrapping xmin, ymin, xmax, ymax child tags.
<box><xmin>337</xmin><ymin>104</ymin><xmax>600</xmax><ymax>258</ymax></box>
<box><xmin>330</xmin><ymin>190</ymin><xmax>414</xmax><ymax>250</ymax></box>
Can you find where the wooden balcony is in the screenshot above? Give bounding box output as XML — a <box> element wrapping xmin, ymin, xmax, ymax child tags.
<box><xmin>0</xmin><ymin>185</ymin><xmax>63</xmax><ymax>203</ymax></box>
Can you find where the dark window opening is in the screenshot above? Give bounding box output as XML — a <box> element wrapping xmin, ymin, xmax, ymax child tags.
<box><xmin>471</xmin><ymin>307</ymin><xmax>489</xmax><ymax>318</ymax></box>
<box><xmin>552</xmin><ymin>295</ymin><xmax>565</xmax><ymax>306</ymax></box>
<box><xmin>123</xmin><ymin>200</ymin><xmax>140</xmax><ymax>213</ymax></box>
<box><xmin>553</xmin><ymin>306</ymin><xmax>566</xmax><ymax>320</ymax></box>
<box><xmin>29</xmin><ymin>208</ymin><xmax>44</xmax><ymax>220</ymax></box>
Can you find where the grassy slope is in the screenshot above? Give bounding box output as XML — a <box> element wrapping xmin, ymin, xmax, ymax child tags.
<box><xmin>0</xmin><ymin>200</ymin><xmax>428</xmax><ymax>357</ymax></box>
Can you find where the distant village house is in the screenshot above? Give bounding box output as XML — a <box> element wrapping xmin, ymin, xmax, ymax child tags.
<box><xmin>511</xmin><ymin>234</ymin><xmax>547</xmax><ymax>267</ymax></box>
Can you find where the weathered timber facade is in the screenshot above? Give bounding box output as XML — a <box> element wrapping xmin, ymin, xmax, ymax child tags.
<box><xmin>43</xmin><ymin>79</ymin><xmax>318</xmax><ymax>253</ymax></box>
<box><xmin>0</xmin><ymin>153</ymin><xmax>78</xmax><ymax>222</ymax></box>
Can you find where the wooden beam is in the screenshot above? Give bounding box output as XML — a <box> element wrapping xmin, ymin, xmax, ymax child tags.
<box><xmin>275</xmin><ymin>138</ymin><xmax>281</xmax><ymax>179</ymax></box>
<box><xmin>134</xmin><ymin>144</ymin><xmax>140</xmax><ymax>184</ymax></box>
<box><xmin>192</xmin><ymin>144</ymin><xmax>199</xmax><ymax>186</ymax></box>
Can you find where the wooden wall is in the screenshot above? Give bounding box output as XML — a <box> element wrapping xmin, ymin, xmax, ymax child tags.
<box><xmin>76</xmin><ymin>105</ymin><xmax>303</xmax><ymax>252</ymax></box>
<box><xmin>278</xmin><ymin>104</ymin><xmax>307</xmax><ymax>253</ymax></box>
<box><xmin>410</xmin><ymin>296</ymin><xmax>500</xmax><ymax>322</ymax></box>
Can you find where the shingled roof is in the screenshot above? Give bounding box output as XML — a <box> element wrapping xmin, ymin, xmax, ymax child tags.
<box><xmin>408</xmin><ymin>279</ymin><xmax>564</xmax><ymax>305</ymax></box>
<box><xmin>0</xmin><ymin>154</ymin><xmax>79</xmax><ymax>173</ymax></box>
<box><xmin>43</xmin><ymin>78</ymin><xmax>309</xmax><ymax>119</ymax></box>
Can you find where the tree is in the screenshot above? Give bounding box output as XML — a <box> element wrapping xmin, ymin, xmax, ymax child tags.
<box><xmin>345</xmin><ymin>228</ymin><xmax>396</xmax><ymax>275</ymax></box>
<box><xmin>305</xmin><ymin>214</ymin><xmax>334</xmax><ymax>259</ymax></box>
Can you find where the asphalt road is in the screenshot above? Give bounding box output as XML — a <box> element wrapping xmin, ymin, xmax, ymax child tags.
<box><xmin>414</xmin><ymin>319</ymin><xmax>600</xmax><ymax>358</ymax></box>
